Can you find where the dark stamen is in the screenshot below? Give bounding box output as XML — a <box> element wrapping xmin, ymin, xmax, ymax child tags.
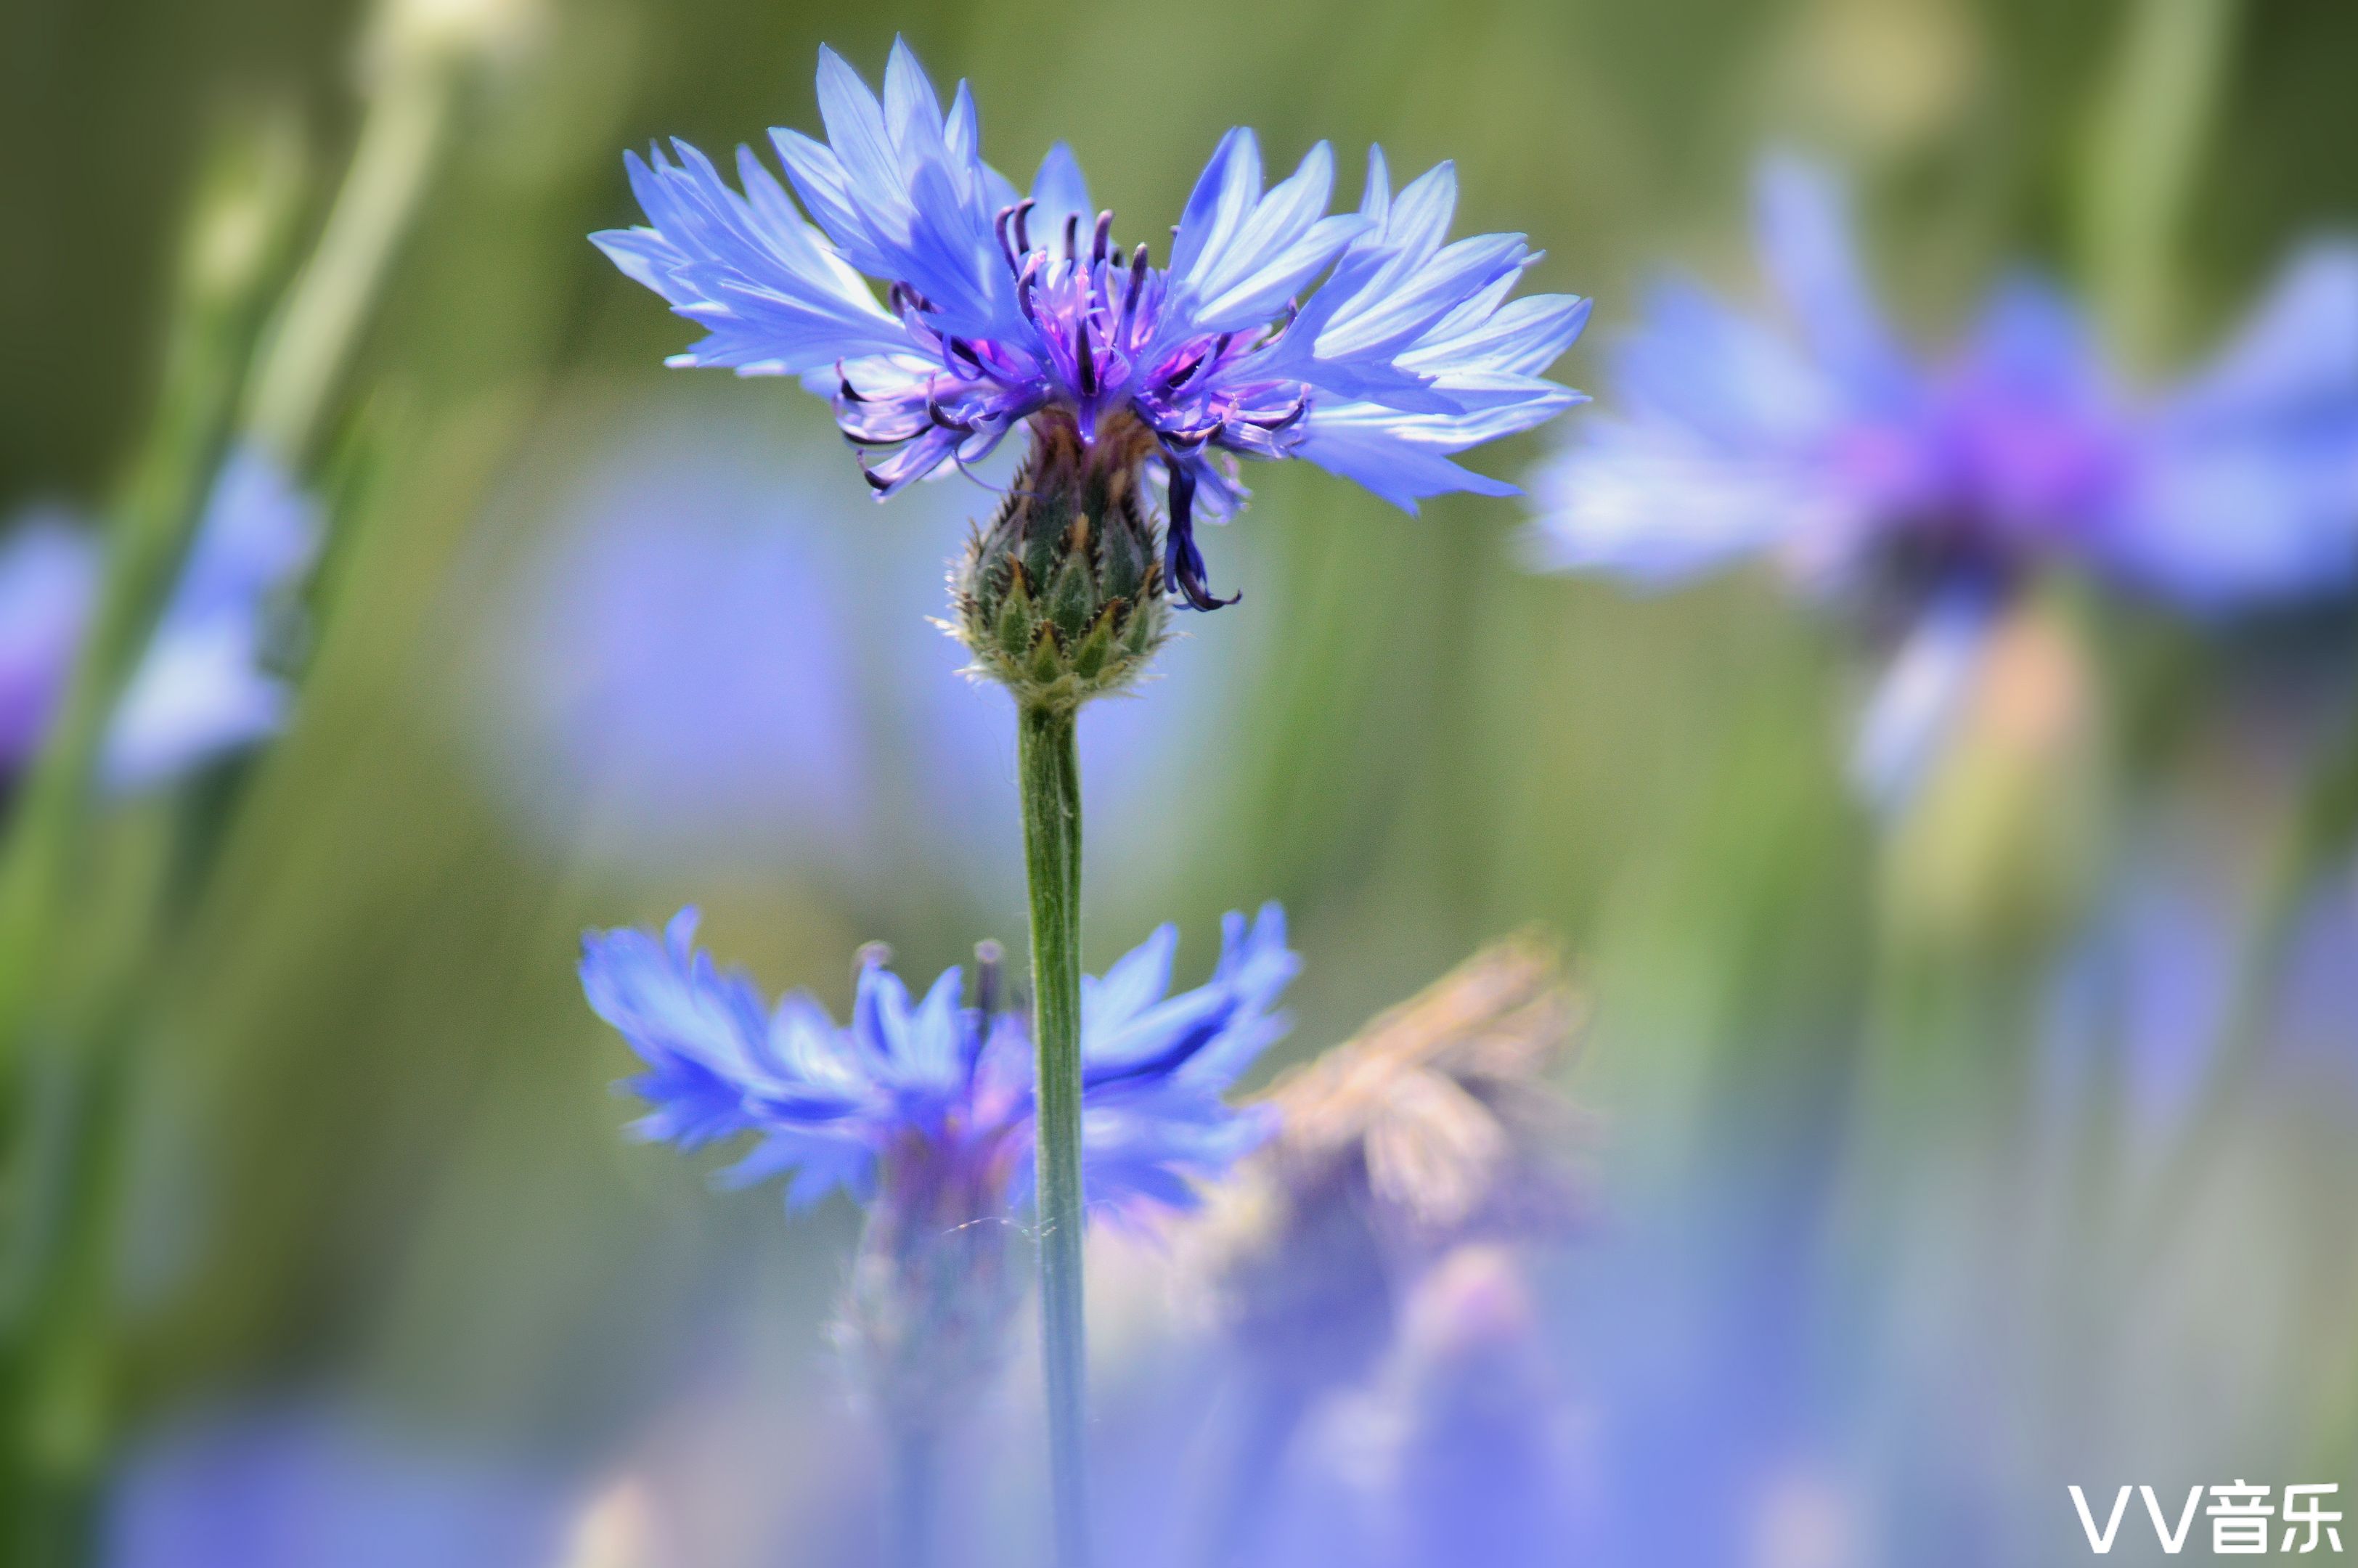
<box><xmin>1016</xmin><ymin>253</ymin><xmax>1043</xmax><ymax>321</ymax></box>
<box><xmin>1011</xmin><ymin>197</ymin><xmax>1035</xmax><ymax>256</ymax></box>
<box><xmin>1075</xmin><ymin>323</ymin><xmax>1098</xmax><ymax>396</ymax></box>
<box><xmin>994</xmin><ymin>203</ymin><xmax>1021</xmax><ymax>271</ymax></box>
<box><xmin>1122</xmin><ymin>244</ymin><xmax>1149</xmax><ymax>338</ymax></box>
<box><xmin>835</xmin><ymin>361</ymin><xmax>864</xmax><ymax>403</ymax></box>
<box><xmin>1247</xmin><ymin>395</ymin><xmax>1308</xmax><ymax>433</ymax></box>
<box><xmin>1162</xmin><ymin>462</ymin><xmax>1239</xmax><ymax>611</ymax></box>
<box><xmin>1063</xmin><ymin>213</ymin><xmax>1080</xmax><ymax>262</ymax></box>
<box><xmin>1091</xmin><ymin>211</ymin><xmax>1113</xmax><ymax>266</ymax></box>
<box><xmin>973</xmin><ymin>939</ymin><xmax>1003</xmax><ymax>1018</ymax></box>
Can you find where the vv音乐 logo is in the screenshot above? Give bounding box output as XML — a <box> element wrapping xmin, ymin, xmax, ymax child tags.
<box><xmin>2071</xmin><ymin>1484</ymin><xmax>2344</xmax><ymax>1556</ymax></box>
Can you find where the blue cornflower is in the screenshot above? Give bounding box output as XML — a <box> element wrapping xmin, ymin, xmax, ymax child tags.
<box><xmin>592</xmin><ymin>40</ymin><xmax>1587</xmax><ymax>609</ymax></box>
<box><xmin>0</xmin><ymin>444</ymin><xmax>319</xmax><ymax>795</ymax></box>
<box><xmin>1529</xmin><ymin>156</ymin><xmax>2358</xmax><ymax>801</ymax></box>
<box><xmin>578</xmin><ymin>904</ymin><xmax>1297</xmax><ymax>1217</ymax></box>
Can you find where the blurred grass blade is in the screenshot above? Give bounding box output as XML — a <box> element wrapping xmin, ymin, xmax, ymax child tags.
<box><xmin>2076</xmin><ymin>0</ymin><xmax>2242</xmax><ymax>370</ymax></box>
<box><xmin>244</xmin><ymin>46</ymin><xmax>453</xmax><ymax>467</ymax></box>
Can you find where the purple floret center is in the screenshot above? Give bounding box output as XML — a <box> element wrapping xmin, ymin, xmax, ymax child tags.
<box><xmin>836</xmin><ymin>197</ymin><xmax>1315</xmax><ymax>609</ymax></box>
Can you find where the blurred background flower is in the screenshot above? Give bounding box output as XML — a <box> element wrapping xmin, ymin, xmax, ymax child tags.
<box><xmin>101</xmin><ymin>446</ymin><xmax>322</xmax><ymax>794</ymax></box>
<box><xmin>1527</xmin><ymin>154</ymin><xmax>2358</xmax><ymax>809</ymax></box>
<box><xmin>104</xmin><ymin>1403</ymin><xmax>576</xmax><ymax>1568</ymax></box>
<box><xmin>0</xmin><ymin>446</ymin><xmax>319</xmax><ymax>799</ymax></box>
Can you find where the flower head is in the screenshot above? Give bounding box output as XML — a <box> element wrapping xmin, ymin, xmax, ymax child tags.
<box><xmin>1530</xmin><ymin>155</ymin><xmax>2358</xmax><ymax>616</ymax></box>
<box><xmin>593</xmin><ymin>40</ymin><xmax>1587</xmax><ymax>610</ymax></box>
<box><xmin>578</xmin><ymin>903</ymin><xmax>1297</xmax><ymax>1217</ymax></box>
<box><xmin>1528</xmin><ymin>155</ymin><xmax>2358</xmax><ymax>807</ymax></box>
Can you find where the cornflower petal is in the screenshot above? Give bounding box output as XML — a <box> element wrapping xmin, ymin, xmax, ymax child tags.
<box><xmin>1753</xmin><ymin>152</ymin><xmax>1913</xmax><ymax>404</ymax></box>
<box><xmin>1082</xmin><ymin>922</ymin><xmax>1178</xmax><ymax>1037</ymax></box>
<box><xmin>1168</xmin><ymin>127</ymin><xmax>1265</xmax><ymax>285</ymax></box>
<box><xmin>1027</xmin><ymin>143</ymin><xmax>1093</xmax><ymax>261</ymax></box>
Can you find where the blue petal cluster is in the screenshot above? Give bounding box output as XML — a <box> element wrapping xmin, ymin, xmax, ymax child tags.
<box><xmin>1530</xmin><ymin>156</ymin><xmax>2358</xmax><ymax>613</ymax></box>
<box><xmin>579</xmin><ymin>904</ymin><xmax>1297</xmax><ymax>1214</ymax></box>
<box><xmin>0</xmin><ymin>444</ymin><xmax>319</xmax><ymax>792</ymax></box>
<box><xmin>592</xmin><ymin>40</ymin><xmax>1587</xmax><ymax>608</ymax></box>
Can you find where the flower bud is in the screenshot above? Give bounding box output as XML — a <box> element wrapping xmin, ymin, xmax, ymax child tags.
<box><xmin>951</xmin><ymin>410</ymin><xmax>1167</xmax><ymax>713</ymax></box>
<box><xmin>367</xmin><ymin>0</ymin><xmax>542</xmax><ymax>80</ymax></box>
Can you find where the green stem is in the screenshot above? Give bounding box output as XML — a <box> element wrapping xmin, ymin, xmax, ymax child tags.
<box><xmin>2078</xmin><ymin>0</ymin><xmax>2243</xmax><ymax>372</ymax></box>
<box><xmin>243</xmin><ymin>59</ymin><xmax>457</xmax><ymax>469</ymax></box>
<box><xmin>1016</xmin><ymin>701</ymin><xmax>1089</xmax><ymax>1568</ymax></box>
<box><xmin>0</xmin><ymin>1009</ymin><xmax>135</xmax><ymax>1564</ymax></box>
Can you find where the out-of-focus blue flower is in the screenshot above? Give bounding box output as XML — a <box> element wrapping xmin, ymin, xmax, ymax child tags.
<box><xmin>1530</xmin><ymin>155</ymin><xmax>2358</xmax><ymax>613</ymax></box>
<box><xmin>103</xmin><ymin>445</ymin><xmax>322</xmax><ymax>792</ymax></box>
<box><xmin>474</xmin><ymin>417</ymin><xmax>871</xmax><ymax>870</ymax></box>
<box><xmin>1529</xmin><ymin>155</ymin><xmax>2358</xmax><ymax>807</ymax></box>
<box><xmin>106</xmin><ymin>1405</ymin><xmax>573</xmax><ymax>1568</ymax></box>
<box><xmin>0</xmin><ymin>445</ymin><xmax>319</xmax><ymax>796</ymax></box>
<box><xmin>1389</xmin><ymin>1247</ymin><xmax>1572</xmax><ymax>1568</ymax></box>
<box><xmin>592</xmin><ymin>39</ymin><xmax>1587</xmax><ymax>608</ymax></box>
<box><xmin>579</xmin><ymin>904</ymin><xmax>1297</xmax><ymax>1216</ymax></box>
<box><xmin>0</xmin><ymin>511</ymin><xmax>98</xmax><ymax>774</ymax></box>
<box><xmin>466</xmin><ymin>400</ymin><xmax>1261</xmax><ymax>896</ymax></box>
